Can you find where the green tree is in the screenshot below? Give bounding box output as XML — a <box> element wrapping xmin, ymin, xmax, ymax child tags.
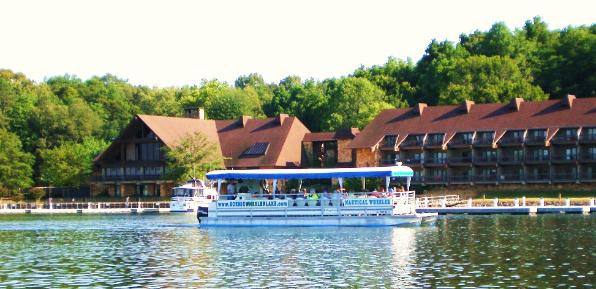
<box><xmin>439</xmin><ymin>55</ymin><xmax>547</xmax><ymax>104</ymax></box>
<box><xmin>38</xmin><ymin>138</ymin><xmax>109</xmax><ymax>187</ymax></box>
<box><xmin>324</xmin><ymin>77</ymin><xmax>392</xmax><ymax>130</ymax></box>
<box><xmin>353</xmin><ymin>57</ymin><xmax>416</xmax><ymax>106</ymax></box>
<box><xmin>164</xmin><ymin>131</ymin><xmax>224</xmax><ymax>182</ymax></box>
<box><xmin>0</xmin><ymin>128</ymin><xmax>34</xmax><ymax>196</ymax></box>
<box><xmin>205</xmin><ymin>87</ymin><xmax>263</xmax><ymax>119</ymax></box>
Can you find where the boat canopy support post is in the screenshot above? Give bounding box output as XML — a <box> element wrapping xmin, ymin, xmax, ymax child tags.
<box><xmin>298</xmin><ymin>179</ymin><xmax>302</xmax><ymax>191</ymax></box>
<box><xmin>361</xmin><ymin>177</ymin><xmax>365</xmax><ymax>191</ymax></box>
<box><xmin>385</xmin><ymin>176</ymin><xmax>390</xmax><ymax>192</ymax></box>
<box><xmin>406</xmin><ymin>177</ymin><xmax>411</xmax><ymax>191</ymax></box>
<box><xmin>217</xmin><ymin>179</ymin><xmax>222</xmax><ymax>194</ymax></box>
<box><xmin>272</xmin><ymin>179</ymin><xmax>277</xmax><ymax>196</ymax></box>
<box><xmin>338</xmin><ymin>177</ymin><xmax>343</xmax><ymax>191</ymax></box>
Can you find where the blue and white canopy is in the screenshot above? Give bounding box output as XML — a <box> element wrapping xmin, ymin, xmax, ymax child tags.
<box><xmin>206</xmin><ymin>165</ymin><xmax>413</xmax><ymax>180</ymax></box>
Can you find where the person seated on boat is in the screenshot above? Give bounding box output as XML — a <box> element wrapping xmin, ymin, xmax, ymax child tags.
<box><xmin>307</xmin><ymin>189</ymin><xmax>319</xmax><ymax>200</ymax></box>
<box><xmin>370</xmin><ymin>188</ymin><xmax>383</xmax><ymax>198</ymax></box>
<box><xmin>321</xmin><ymin>189</ymin><xmax>330</xmax><ymax>200</ymax></box>
<box><xmin>332</xmin><ymin>188</ymin><xmax>342</xmax><ymax>200</ymax></box>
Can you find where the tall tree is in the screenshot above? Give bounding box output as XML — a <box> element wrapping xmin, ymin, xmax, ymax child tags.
<box><xmin>38</xmin><ymin>138</ymin><xmax>108</xmax><ymax>187</ymax></box>
<box><xmin>0</xmin><ymin>128</ymin><xmax>34</xmax><ymax>196</ymax></box>
<box><xmin>164</xmin><ymin>131</ymin><xmax>224</xmax><ymax>182</ymax></box>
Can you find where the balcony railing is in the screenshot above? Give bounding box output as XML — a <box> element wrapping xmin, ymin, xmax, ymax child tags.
<box><xmin>473</xmin><ymin>175</ymin><xmax>498</xmax><ymax>182</ymax></box>
<box><xmin>449</xmin><ymin>175</ymin><xmax>472</xmax><ymax>182</ymax></box>
<box><xmin>499</xmin><ymin>174</ymin><xmax>524</xmax><ymax>182</ymax></box>
<box><xmin>473</xmin><ymin>138</ymin><xmax>493</xmax><ymax>146</ymax></box>
<box><xmin>448</xmin><ymin>138</ymin><xmax>473</xmax><ymax>146</ymax></box>
<box><xmin>474</xmin><ymin>155</ymin><xmax>498</xmax><ymax>163</ymax></box>
<box><xmin>91</xmin><ymin>174</ymin><xmax>163</xmax><ymax>182</ymax></box>
<box><xmin>499</xmin><ymin>136</ymin><xmax>525</xmax><ymax>145</ymax></box>
<box><xmin>403</xmin><ymin>159</ymin><xmax>423</xmax><ymax>165</ymax></box>
<box><xmin>551</xmin><ymin>135</ymin><xmax>578</xmax><ymax>143</ymax></box>
<box><xmin>525</xmin><ymin>135</ymin><xmax>546</xmax><ymax>144</ymax></box>
<box><xmin>580</xmin><ymin>154</ymin><xmax>596</xmax><ymax>161</ymax></box>
<box><xmin>401</xmin><ymin>140</ymin><xmax>424</xmax><ymax>147</ymax></box>
<box><xmin>424</xmin><ymin>157</ymin><xmax>447</xmax><ymax>165</ymax></box>
<box><xmin>525</xmin><ymin>154</ymin><xmax>550</xmax><ymax>162</ymax></box>
<box><xmin>551</xmin><ymin>173</ymin><xmax>577</xmax><ymax>181</ymax></box>
<box><xmin>499</xmin><ymin>155</ymin><xmax>524</xmax><ymax>163</ymax></box>
<box><xmin>425</xmin><ymin>139</ymin><xmax>443</xmax><ymax>147</ymax></box>
<box><xmin>580</xmin><ymin>134</ymin><xmax>596</xmax><ymax>142</ymax></box>
<box><xmin>579</xmin><ymin>172</ymin><xmax>595</xmax><ymax>180</ymax></box>
<box><xmin>551</xmin><ymin>154</ymin><xmax>577</xmax><ymax>161</ymax></box>
<box><xmin>526</xmin><ymin>174</ymin><xmax>550</xmax><ymax>181</ymax></box>
<box><xmin>448</xmin><ymin>156</ymin><xmax>473</xmax><ymax>163</ymax></box>
<box><xmin>423</xmin><ymin>175</ymin><xmax>448</xmax><ymax>183</ymax></box>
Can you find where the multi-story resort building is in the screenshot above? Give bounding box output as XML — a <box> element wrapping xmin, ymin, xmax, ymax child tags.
<box><xmin>91</xmin><ymin>109</ymin><xmax>310</xmax><ymax>197</ymax></box>
<box><xmin>349</xmin><ymin>95</ymin><xmax>596</xmax><ymax>186</ymax></box>
<box><xmin>92</xmin><ymin>96</ymin><xmax>595</xmax><ymax>197</ymax></box>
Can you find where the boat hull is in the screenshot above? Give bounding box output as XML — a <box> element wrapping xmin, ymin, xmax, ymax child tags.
<box><xmin>199</xmin><ymin>213</ymin><xmax>436</xmax><ymax>227</ymax></box>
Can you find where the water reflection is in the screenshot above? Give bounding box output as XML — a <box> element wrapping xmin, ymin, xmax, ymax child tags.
<box><xmin>0</xmin><ymin>214</ymin><xmax>594</xmax><ymax>288</ymax></box>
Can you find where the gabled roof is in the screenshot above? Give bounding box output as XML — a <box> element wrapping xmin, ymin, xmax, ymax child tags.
<box><xmin>350</xmin><ymin>97</ymin><xmax>596</xmax><ymax>149</ymax></box>
<box><xmin>96</xmin><ymin>114</ymin><xmax>310</xmax><ymax>169</ymax></box>
<box><xmin>303</xmin><ymin>128</ymin><xmax>360</xmax><ymax>142</ymax></box>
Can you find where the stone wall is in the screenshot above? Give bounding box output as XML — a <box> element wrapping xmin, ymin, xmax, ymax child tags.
<box><xmin>337</xmin><ymin>139</ymin><xmax>354</xmax><ymax>164</ymax></box>
<box><xmin>355</xmin><ymin>148</ymin><xmax>379</xmax><ymax>167</ymax></box>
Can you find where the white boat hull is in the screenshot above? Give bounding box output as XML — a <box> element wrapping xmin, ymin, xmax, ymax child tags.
<box><xmin>199</xmin><ymin>213</ymin><xmax>436</xmax><ymax>227</ymax></box>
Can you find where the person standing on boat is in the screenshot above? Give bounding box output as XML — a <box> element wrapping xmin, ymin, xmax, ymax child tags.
<box><xmin>226</xmin><ymin>181</ymin><xmax>236</xmax><ymax>200</ymax></box>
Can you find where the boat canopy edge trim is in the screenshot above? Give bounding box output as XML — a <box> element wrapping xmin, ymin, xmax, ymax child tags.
<box><xmin>205</xmin><ymin>166</ymin><xmax>414</xmax><ymax>180</ymax></box>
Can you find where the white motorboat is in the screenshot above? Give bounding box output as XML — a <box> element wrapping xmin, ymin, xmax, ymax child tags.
<box><xmin>197</xmin><ymin>165</ymin><xmax>437</xmax><ymax>226</ymax></box>
<box><xmin>170</xmin><ymin>179</ymin><xmax>218</xmax><ymax>213</ymax></box>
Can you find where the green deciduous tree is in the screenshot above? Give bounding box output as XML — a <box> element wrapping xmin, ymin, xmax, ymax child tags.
<box><xmin>0</xmin><ymin>128</ymin><xmax>34</xmax><ymax>196</ymax></box>
<box><xmin>39</xmin><ymin>138</ymin><xmax>109</xmax><ymax>187</ymax></box>
<box><xmin>439</xmin><ymin>55</ymin><xmax>547</xmax><ymax>104</ymax></box>
<box><xmin>164</xmin><ymin>131</ymin><xmax>224</xmax><ymax>182</ymax></box>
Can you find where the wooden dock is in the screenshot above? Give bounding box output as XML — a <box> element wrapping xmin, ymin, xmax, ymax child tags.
<box><xmin>417</xmin><ymin>206</ymin><xmax>594</xmax><ymax>215</ymax></box>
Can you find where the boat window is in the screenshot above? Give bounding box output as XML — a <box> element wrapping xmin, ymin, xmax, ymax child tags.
<box><xmin>173</xmin><ymin>188</ymin><xmax>194</xmax><ymax>197</ymax></box>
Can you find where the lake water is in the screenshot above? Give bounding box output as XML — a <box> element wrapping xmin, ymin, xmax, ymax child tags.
<box><xmin>0</xmin><ymin>213</ymin><xmax>594</xmax><ymax>288</ymax></box>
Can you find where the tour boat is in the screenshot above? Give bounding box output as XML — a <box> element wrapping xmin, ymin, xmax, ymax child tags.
<box><xmin>170</xmin><ymin>179</ymin><xmax>218</xmax><ymax>212</ymax></box>
<box><xmin>197</xmin><ymin>164</ymin><xmax>436</xmax><ymax>226</ymax></box>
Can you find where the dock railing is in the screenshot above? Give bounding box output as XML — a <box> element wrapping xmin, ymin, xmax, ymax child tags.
<box><xmin>416</xmin><ymin>195</ymin><xmax>461</xmax><ymax>208</ymax></box>
<box><xmin>1</xmin><ymin>201</ymin><xmax>169</xmax><ymax>210</ymax></box>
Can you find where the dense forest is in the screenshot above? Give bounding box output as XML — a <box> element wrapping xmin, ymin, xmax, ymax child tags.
<box><xmin>0</xmin><ymin>17</ymin><xmax>594</xmax><ymax>197</ymax></box>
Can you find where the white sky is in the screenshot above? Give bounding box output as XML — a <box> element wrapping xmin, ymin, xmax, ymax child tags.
<box><xmin>0</xmin><ymin>0</ymin><xmax>594</xmax><ymax>87</ymax></box>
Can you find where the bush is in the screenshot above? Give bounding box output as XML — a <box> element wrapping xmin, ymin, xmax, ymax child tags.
<box><xmin>25</xmin><ymin>187</ymin><xmax>46</xmax><ymax>201</ymax></box>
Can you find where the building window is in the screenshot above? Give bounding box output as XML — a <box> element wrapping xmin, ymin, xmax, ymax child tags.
<box><xmin>426</xmin><ymin>134</ymin><xmax>444</xmax><ymax>145</ymax></box>
<box><xmin>138</xmin><ymin>143</ymin><xmax>161</xmax><ymax>161</ymax></box>
<box><xmin>475</xmin><ymin>131</ymin><xmax>494</xmax><ymax>144</ymax></box>
<box><xmin>513</xmin><ymin>149</ymin><xmax>524</xmax><ymax>161</ymax></box>
<box><xmin>384</xmin><ymin>135</ymin><xmax>397</xmax><ymax>147</ymax></box>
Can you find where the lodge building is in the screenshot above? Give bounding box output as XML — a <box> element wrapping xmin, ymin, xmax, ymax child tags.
<box><xmin>91</xmin><ymin>95</ymin><xmax>596</xmax><ymax>197</ymax></box>
<box><xmin>349</xmin><ymin>95</ymin><xmax>596</xmax><ymax>186</ymax></box>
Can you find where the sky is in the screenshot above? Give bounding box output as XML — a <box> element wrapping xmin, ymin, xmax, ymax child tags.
<box><xmin>0</xmin><ymin>0</ymin><xmax>594</xmax><ymax>87</ymax></box>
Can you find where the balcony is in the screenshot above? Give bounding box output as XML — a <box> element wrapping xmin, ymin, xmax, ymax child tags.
<box><xmin>524</xmin><ymin>136</ymin><xmax>546</xmax><ymax>146</ymax></box>
<box><xmin>498</xmin><ymin>155</ymin><xmax>524</xmax><ymax>165</ymax></box>
<box><xmin>551</xmin><ymin>154</ymin><xmax>577</xmax><ymax>164</ymax></box>
<box><xmin>410</xmin><ymin>175</ymin><xmax>423</xmax><ymax>184</ymax></box>
<box><xmin>448</xmin><ymin>138</ymin><xmax>473</xmax><ymax>148</ymax></box>
<box><xmin>525</xmin><ymin>154</ymin><xmax>550</xmax><ymax>164</ymax></box>
<box><xmin>579</xmin><ymin>172</ymin><xmax>595</xmax><ymax>182</ymax></box>
<box><xmin>473</xmin><ymin>155</ymin><xmax>498</xmax><ymax>166</ymax></box>
<box><xmin>423</xmin><ymin>175</ymin><xmax>448</xmax><ymax>184</ymax></box>
<box><xmin>580</xmin><ymin>134</ymin><xmax>596</xmax><ymax>144</ymax></box>
<box><xmin>402</xmin><ymin>158</ymin><xmax>423</xmax><ymax>166</ymax></box>
<box><xmin>526</xmin><ymin>174</ymin><xmax>550</xmax><ymax>183</ymax></box>
<box><xmin>400</xmin><ymin>139</ymin><xmax>424</xmax><ymax>150</ymax></box>
<box><xmin>473</xmin><ymin>138</ymin><xmax>493</xmax><ymax>147</ymax></box>
<box><xmin>91</xmin><ymin>174</ymin><xmax>163</xmax><ymax>182</ymax></box>
<box><xmin>498</xmin><ymin>174</ymin><xmax>524</xmax><ymax>183</ymax></box>
<box><xmin>449</xmin><ymin>175</ymin><xmax>472</xmax><ymax>183</ymax></box>
<box><xmin>499</xmin><ymin>136</ymin><xmax>524</xmax><ymax>147</ymax></box>
<box><xmin>473</xmin><ymin>175</ymin><xmax>498</xmax><ymax>183</ymax></box>
<box><xmin>424</xmin><ymin>139</ymin><xmax>444</xmax><ymax>149</ymax></box>
<box><xmin>551</xmin><ymin>135</ymin><xmax>578</xmax><ymax>145</ymax></box>
<box><xmin>551</xmin><ymin>173</ymin><xmax>577</xmax><ymax>183</ymax></box>
<box><xmin>447</xmin><ymin>156</ymin><xmax>473</xmax><ymax>166</ymax></box>
<box><xmin>579</xmin><ymin>154</ymin><xmax>596</xmax><ymax>163</ymax></box>
<box><xmin>424</xmin><ymin>157</ymin><xmax>447</xmax><ymax>167</ymax></box>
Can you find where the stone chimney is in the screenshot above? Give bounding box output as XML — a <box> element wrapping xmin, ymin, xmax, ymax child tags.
<box><xmin>239</xmin><ymin>115</ymin><xmax>252</xmax><ymax>127</ymax></box>
<box><xmin>184</xmin><ymin>107</ymin><xmax>206</xmax><ymax>119</ymax></box>
<box><xmin>277</xmin><ymin>113</ymin><xmax>289</xmax><ymax>125</ymax></box>
<box><xmin>414</xmin><ymin>103</ymin><xmax>427</xmax><ymax>116</ymax></box>
<box><xmin>562</xmin><ymin>94</ymin><xmax>576</xmax><ymax>108</ymax></box>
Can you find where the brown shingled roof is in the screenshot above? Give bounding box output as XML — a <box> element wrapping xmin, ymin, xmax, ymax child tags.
<box><xmin>349</xmin><ymin>97</ymin><xmax>596</xmax><ymax>149</ymax></box>
<box><xmin>95</xmin><ymin>114</ymin><xmax>310</xmax><ymax>169</ymax></box>
<box><xmin>303</xmin><ymin>128</ymin><xmax>360</xmax><ymax>142</ymax></box>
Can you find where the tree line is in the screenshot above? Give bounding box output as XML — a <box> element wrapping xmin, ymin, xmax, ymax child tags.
<box><xmin>0</xmin><ymin>17</ymin><xmax>594</xmax><ymax>198</ymax></box>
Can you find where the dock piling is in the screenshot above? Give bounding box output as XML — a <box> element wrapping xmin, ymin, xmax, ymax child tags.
<box><xmin>493</xmin><ymin>198</ymin><xmax>498</xmax><ymax>207</ymax></box>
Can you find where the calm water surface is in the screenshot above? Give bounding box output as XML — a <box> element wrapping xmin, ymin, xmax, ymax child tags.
<box><xmin>0</xmin><ymin>213</ymin><xmax>594</xmax><ymax>288</ymax></box>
